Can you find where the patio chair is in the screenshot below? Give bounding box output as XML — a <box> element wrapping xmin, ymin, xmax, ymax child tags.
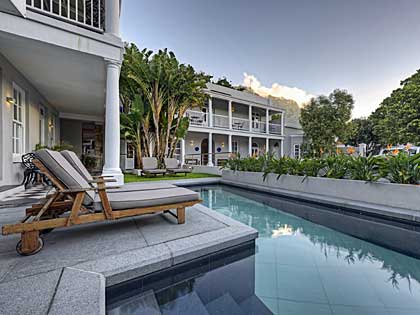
<box><xmin>61</xmin><ymin>150</ymin><xmax>175</xmax><ymax>192</ymax></box>
<box><xmin>164</xmin><ymin>158</ymin><xmax>192</xmax><ymax>176</ymax></box>
<box><xmin>1</xmin><ymin>149</ymin><xmax>201</xmax><ymax>256</ymax></box>
<box><xmin>142</xmin><ymin>157</ymin><xmax>166</xmax><ymax>177</ymax></box>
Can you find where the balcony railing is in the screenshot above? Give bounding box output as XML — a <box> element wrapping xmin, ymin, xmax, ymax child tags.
<box><xmin>251</xmin><ymin>121</ymin><xmax>267</xmax><ymax>134</ymax></box>
<box><xmin>231</xmin><ymin>117</ymin><xmax>249</xmax><ymax>131</ymax></box>
<box><xmin>213</xmin><ymin>114</ymin><xmax>229</xmax><ymax>129</ymax></box>
<box><xmin>186</xmin><ymin>110</ymin><xmax>208</xmax><ymax>127</ymax></box>
<box><xmin>269</xmin><ymin>123</ymin><xmax>282</xmax><ymax>135</ymax></box>
<box><xmin>26</xmin><ymin>0</ymin><xmax>105</xmax><ymax>32</ymax></box>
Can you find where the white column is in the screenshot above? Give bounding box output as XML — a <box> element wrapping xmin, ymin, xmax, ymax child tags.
<box><xmin>208</xmin><ymin>97</ymin><xmax>213</xmax><ymax>128</ymax></box>
<box><xmin>102</xmin><ymin>59</ymin><xmax>123</xmax><ymax>186</ymax></box>
<box><xmin>281</xmin><ymin>139</ymin><xmax>284</xmax><ymax>157</ymax></box>
<box><xmin>266</xmin><ymin>138</ymin><xmax>269</xmax><ymax>153</ymax></box>
<box><xmin>105</xmin><ymin>0</ymin><xmax>120</xmax><ymax>36</ymax></box>
<box><xmin>249</xmin><ymin>106</ymin><xmax>252</xmax><ymax>132</ymax></box>
<box><xmin>266</xmin><ymin>108</ymin><xmax>270</xmax><ymax>134</ymax></box>
<box><xmin>180</xmin><ymin>138</ymin><xmax>185</xmax><ymax>166</ymax></box>
<box><xmin>228</xmin><ymin>100</ymin><xmax>233</xmax><ymax>130</ymax></box>
<box><xmin>248</xmin><ymin>136</ymin><xmax>252</xmax><ymax>156</ymax></box>
<box><xmin>208</xmin><ymin>132</ymin><xmax>214</xmax><ymax>166</ymax></box>
<box><xmin>281</xmin><ymin>111</ymin><xmax>285</xmax><ymax>136</ymax></box>
<box><xmin>228</xmin><ymin>134</ymin><xmax>232</xmax><ymax>153</ymax></box>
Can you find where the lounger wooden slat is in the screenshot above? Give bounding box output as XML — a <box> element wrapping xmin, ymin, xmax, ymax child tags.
<box><xmin>1</xmin><ymin>150</ymin><xmax>201</xmax><ymax>256</ymax></box>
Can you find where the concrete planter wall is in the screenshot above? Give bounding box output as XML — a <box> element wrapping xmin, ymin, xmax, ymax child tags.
<box><xmin>222</xmin><ymin>170</ymin><xmax>420</xmax><ymax>212</ymax></box>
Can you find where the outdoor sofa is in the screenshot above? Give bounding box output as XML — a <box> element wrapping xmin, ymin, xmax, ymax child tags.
<box><xmin>142</xmin><ymin>157</ymin><xmax>166</xmax><ymax>176</ymax></box>
<box><xmin>1</xmin><ymin>149</ymin><xmax>201</xmax><ymax>256</ymax></box>
<box><xmin>164</xmin><ymin>158</ymin><xmax>192</xmax><ymax>176</ymax></box>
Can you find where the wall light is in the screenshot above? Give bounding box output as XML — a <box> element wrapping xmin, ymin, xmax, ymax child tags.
<box><xmin>190</xmin><ymin>140</ymin><xmax>194</xmax><ymax>146</ymax></box>
<box><xmin>6</xmin><ymin>97</ymin><xmax>14</xmax><ymax>105</ymax></box>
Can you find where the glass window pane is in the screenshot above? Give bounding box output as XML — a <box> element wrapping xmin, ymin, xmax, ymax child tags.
<box><xmin>13</xmin><ymin>104</ymin><xmax>17</xmax><ymax>120</ymax></box>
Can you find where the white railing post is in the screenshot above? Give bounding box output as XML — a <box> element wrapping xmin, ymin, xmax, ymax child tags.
<box><xmin>208</xmin><ymin>132</ymin><xmax>214</xmax><ymax>166</ymax></box>
<box><xmin>228</xmin><ymin>100</ymin><xmax>232</xmax><ymax>130</ymax></box>
<box><xmin>266</xmin><ymin>108</ymin><xmax>269</xmax><ymax>134</ymax></box>
<box><xmin>228</xmin><ymin>134</ymin><xmax>232</xmax><ymax>154</ymax></box>
<box><xmin>98</xmin><ymin>0</ymin><xmax>101</xmax><ymax>29</ymax></box>
<box><xmin>180</xmin><ymin>138</ymin><xmax>185</xmax><ymax>166</ymax></box>
<box><xmin>208</xmin><ymin>97</ymin><xmax>213</xmax><ymax>128</ymax></box>
<box><xmin>248</xmin><ymin>137</ymin><xmax>252</xmax><ymax>157</ymax></box>
<box><xmin>281</xmin><ymin>111</ymin><xmax>285</xmax><ymax>136</ymax></box>
<box><xmin>266</xmin><ymin>138</ymin><xmax>269</xmax><ymax>153</ymax></box>
<box><xmin>249</xmin><ymin>106</ymin><xmax>252</xmax><ymax>132</ymax></box>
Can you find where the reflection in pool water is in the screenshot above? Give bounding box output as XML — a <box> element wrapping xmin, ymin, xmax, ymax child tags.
<box><xmin>107</xmin><ymin>185</ymin><xmax>420</xmax><ymax>315</ymax></box>
<box><xmin>197</xmin><ymin>185</ymin><xmax>420</xmax><ymax>315</ymax></box>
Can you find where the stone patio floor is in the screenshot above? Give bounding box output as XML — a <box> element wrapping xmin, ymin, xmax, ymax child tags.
<box><xmin>0</xmin><ymin>180</ymin><xmax>257</xmax><ymax>315</ymax></box>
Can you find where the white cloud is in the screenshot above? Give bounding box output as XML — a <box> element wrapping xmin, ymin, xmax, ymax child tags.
<box><xmin>243</xmin><ymin>73</ymin><xmax>315</xmax><ymax>107</ymax></box>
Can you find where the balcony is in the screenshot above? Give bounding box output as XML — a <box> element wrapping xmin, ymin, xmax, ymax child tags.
<box><xmin>186</xmin><ymin>108</ymin><xmax>283</xmax><ymax>136</ymax></box>
<box><xmin>269</xmin><ymin>123</ymin><xmax>282</xmax><ymax>135</ymax></box>
<box><xmin>251</xmin><ymin>122</ymin><xmax>267</xmax><ymax>134</ymax></box>
<box><xmin>213</xmin><ymin>114</ymin><xmax>229</xmax><ymax>129</ymax></box>
<box><xmin>26</xmin><ymin>0</ymin><xmax>104</xmax><ymax>32</ymax></box>
<box><xmin>186</xmin><ymin>110</ymin><xmax>208</xmax><ymax>127</ymax></box>
<box><xmin>231</xmin><ymin>117</ymin><xmax>249</xmax><ymax>131</ymax></box>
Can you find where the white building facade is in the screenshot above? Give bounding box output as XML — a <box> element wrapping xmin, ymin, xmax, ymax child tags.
<box><xmin>0</xmin><ymin>0</ymin><xmax>124</xmax><ymax>186</ymax></box>
<box><xmin>180</xmin><ymin>83</ymin><xmax>304</xmax><ymax>167</ymax></box>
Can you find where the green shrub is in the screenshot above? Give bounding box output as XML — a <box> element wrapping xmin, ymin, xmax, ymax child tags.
<box><xmin>380</xmin><ymin>152</ymin><xmax>420</xmax><ymax>184</ymax></box>
<box><xmin>319</xmin><ymin>155</ymin><xmax>350</xmax><ymax>179</ymax></box>
<box><xmin>224</xmin><ymin>152</ymin><xmax>420</xmax><ymax>185</ymax></box>
<box><xmin>347</xmin><ymin>155</ymin><xmax>382</xmax><ymax>181</ymax></box>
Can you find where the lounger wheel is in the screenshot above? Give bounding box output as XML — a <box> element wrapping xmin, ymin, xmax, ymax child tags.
<box><xmin>16</xmin><ymin>237</ymin><xmax>44</xmax><ymax>256</ymax></box>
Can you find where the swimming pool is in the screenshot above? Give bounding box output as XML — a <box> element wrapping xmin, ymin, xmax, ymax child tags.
<box><xmin>107</xmin><ymin>184</ymin><xmax>420</xmax><ymax>315</ymax></box>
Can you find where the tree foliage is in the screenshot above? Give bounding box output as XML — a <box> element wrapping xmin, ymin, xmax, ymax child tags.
<box><xmin>120</xmin><ymin>44</ymin><xmax>211</xmax><ymax>166</ymax></box>
<box><xmin>300</xmin><ymin>89</ymin><xmax>354</xmax><ymax>156</ymax></box>
<box><xmin>344</xmin><ymin>117</ymin><xmax>379</xmax><ymax>154</ymax></box>
<box><xmin>370</xmin><ymin>70</ymin><xmax>420</xmax><ymax>146</ymax></box>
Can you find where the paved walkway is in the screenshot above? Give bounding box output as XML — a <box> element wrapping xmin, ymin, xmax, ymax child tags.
<box><xmin>0</xmin><ymin>181</ymin><xmax>256</xmax><ymax>315</ymax></box>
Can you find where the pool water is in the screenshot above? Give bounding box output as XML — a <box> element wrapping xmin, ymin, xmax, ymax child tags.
<box><xmin>107</xmin><ymin>185</ymin><xmax>420</xmax><ymax>315</ymax></box>
<box><xmin>198</xmin><ymin>185</ymin><xmax>420</xmax><ymax>315</ymax></box>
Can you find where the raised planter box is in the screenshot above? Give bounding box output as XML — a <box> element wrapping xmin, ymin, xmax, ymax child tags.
<box><xmin>222</xmin><ymin>170</ymin><xmax>420</xmax><ymax>215</ymax></box>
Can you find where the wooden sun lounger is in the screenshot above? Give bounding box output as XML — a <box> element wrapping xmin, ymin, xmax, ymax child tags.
<box><xmin>1</xmin><ymin>155</ymin><xmax>201</xmax><ymax>256</ymax></box>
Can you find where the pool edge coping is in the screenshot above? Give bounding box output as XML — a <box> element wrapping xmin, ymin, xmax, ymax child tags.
<box><xmin>44</xmin><ymin>203</ymin><xmax>257</xmax><ymax>315</ymax></box>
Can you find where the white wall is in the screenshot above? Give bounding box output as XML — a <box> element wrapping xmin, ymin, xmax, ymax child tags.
<box><xmin>0</xmin><ymin>53</ymin><xmax>58</xmax><ymax>185</ymax></box>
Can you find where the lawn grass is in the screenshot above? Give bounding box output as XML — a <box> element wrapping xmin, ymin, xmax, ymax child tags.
<box><xmin>124</xmin><ymin>172</ymin><xmax>221</xmax><ymax>183</ymax></box>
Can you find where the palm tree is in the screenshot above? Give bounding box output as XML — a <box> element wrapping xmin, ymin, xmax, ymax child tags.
<box><xmin>121</xmin><ymin>44</ymin><xmax>211</xmax><ymax>165</ymax></box>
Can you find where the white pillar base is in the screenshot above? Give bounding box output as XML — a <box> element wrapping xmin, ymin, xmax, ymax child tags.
<box><xmin>102</xmin><ymin>169</ymin><xmax>124</xmax><ymax>187</ymax></box>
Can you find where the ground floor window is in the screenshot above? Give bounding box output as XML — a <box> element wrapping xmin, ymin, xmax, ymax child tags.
<box><xmin>252</xmin><ymin>142</ymin><xmax>259</xmax><ymax>156</ymax></box>
<box><xmin>12</xmin><ymin>83</ymin><xmax>25</xmax><ymax>157</ymax></box>
<box><xmin>294</xmin><ymin>144</ymin><xmax>301</xmax><ymax>159</ymax></box>
<box><xmin>232</xmin><ymin>141</ymin><xmax>238</xmax><ymax>153</ymax></box>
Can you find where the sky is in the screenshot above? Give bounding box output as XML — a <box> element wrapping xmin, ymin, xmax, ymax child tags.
<box><xmin>120</xmin><ymin>0</ymin><xmax>420</xmax><ymax>118</ymax></box>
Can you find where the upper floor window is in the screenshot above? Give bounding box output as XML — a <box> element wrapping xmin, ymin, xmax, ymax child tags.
<box><xmin>12</xmin><ymin>83</ymin><xmax>26</xmax><ymax>157</ymax></box>
<box><xmin>294</xmin><ymin>144</ymin><xmax>301</xmax><ymax>159</ymax></box>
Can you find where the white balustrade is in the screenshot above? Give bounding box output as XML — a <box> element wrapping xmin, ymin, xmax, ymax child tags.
<box><xmin>213</xmin><ymin>114</ymin><xmax>229</xmax><ymax>129</ymax></box>
<box><xmin>269</xmin><ymin>123</ymin><xmax>282</xmax><ymax>135</ymax></box>
<box><xmin>186</xmin><ymin>110</ymin><xmax>208</xmax><ymax>127</ymax></box>
<box><xmin>26</xmin><ymin>0</ymin><xmax>104</xmax><ymax>32</ymax></box>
